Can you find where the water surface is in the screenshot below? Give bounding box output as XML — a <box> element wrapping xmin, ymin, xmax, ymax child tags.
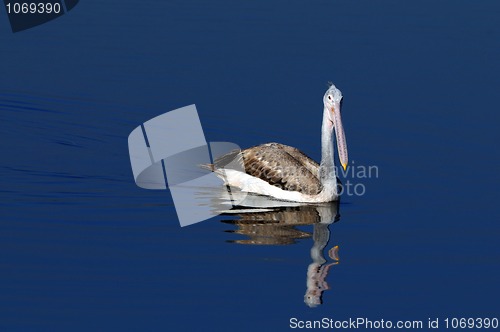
<box><xmin>1</xmin><ymin>1</ymin><xmax>499</xmax><ymax>331</ymax></box>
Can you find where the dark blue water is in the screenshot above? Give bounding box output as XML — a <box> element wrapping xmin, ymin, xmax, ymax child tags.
<box><xmin>1</xmin><ymin>1</ymin><xmax>499</xmax><ymax>331</ymax></box>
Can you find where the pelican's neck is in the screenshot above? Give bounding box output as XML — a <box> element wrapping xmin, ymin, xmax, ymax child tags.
<box><xmin>319</xmin><ymin>107</ymin><xmax>337</xmax><ymax>193</ymax></box>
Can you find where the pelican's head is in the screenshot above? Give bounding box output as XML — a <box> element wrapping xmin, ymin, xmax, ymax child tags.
<box><xmin>323</xmin><ymin>84</ymin><xmax>348</xmax><ymax>171</ymax></box>
<box><xmin>323</xmin><ymin>84</ymin><xmax>343</xmax><ymax>108</ymax></box>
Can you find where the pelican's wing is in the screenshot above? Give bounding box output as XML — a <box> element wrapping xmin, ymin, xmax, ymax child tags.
<box><xmin>276</xmin><ymin>144</ymin><xmax>320</xmax><ymax>179</ymax></box>
<box><xmin>238</xmin><ymin>143</ymin><xmax>322</xmax><ymax>195</ymax></box>
<box><xmin>273</xmin><ymin>144</ymin><xmax>342</xmax><ymax>192</ymax></box>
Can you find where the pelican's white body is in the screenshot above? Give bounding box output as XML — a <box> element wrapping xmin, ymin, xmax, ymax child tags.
<box><xmin>219</xmin><ymin>169</ymin><xmax>337</xmax><ymax>203</ymax></box>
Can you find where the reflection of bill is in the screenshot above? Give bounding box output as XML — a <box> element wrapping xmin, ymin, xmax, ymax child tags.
<box><xmin>128</xmin><ymin>105</ymin><xmax>246</xmax><ymax>227</ymax></box>
<box><xmin>4</xmin><ymin>0</ymin><xmax>79</xmax><ymax>32</ymax></box>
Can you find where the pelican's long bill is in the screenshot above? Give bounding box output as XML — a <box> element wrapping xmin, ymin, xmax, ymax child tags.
<box><xmin>333</xmin><ymin>101</ymin><xmax>348</xmax><ymax>171</ymax></box>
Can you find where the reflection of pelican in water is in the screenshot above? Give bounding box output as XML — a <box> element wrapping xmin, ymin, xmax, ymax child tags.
<box><xmin>206</xmin><ymin>84</ymin><xmax>348</xmax><ymax>203</ymax></box>
<box><xmin>222</xmin><ymin>200</ymin><xmax>340</xmax><ymax>307</ymax></box>
<box><xmin>305</xmin><ymin>221</ymin><xmax>339</xmax><ymax>308</ymax></box>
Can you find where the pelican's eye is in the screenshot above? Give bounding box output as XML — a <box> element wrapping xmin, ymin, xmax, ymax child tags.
<box><xmin>328</xmin><ymin>95</ymin><xmax>332</xmax><ymax>101</ymax></box>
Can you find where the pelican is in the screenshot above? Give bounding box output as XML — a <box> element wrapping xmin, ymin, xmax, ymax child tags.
<box><xmin>209</xmin><ymin>84</ymin><xmax>348</xmax><ymax>203</ymax></box>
